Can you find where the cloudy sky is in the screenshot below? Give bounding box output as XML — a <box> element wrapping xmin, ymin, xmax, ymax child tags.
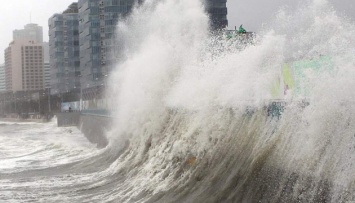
<box><xmin>227</xmin><ymin>0</ymin><xmax>355</xmax><ymax>32</ymax></box>
<box><xmin>0</xmin><ymin>0</ymin><xmax>354</xmax><ymax>64</ymax></box>
<box><xmin>0</xmin><ymin>0</ymin><xmax>75</xmax><ymax>63</ymax></box>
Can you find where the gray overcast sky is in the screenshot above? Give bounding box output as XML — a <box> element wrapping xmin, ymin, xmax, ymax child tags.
<box><xmin>0</xmin><ymin>0</ymin><xmax>74</xmax><ymax>64</ymax></box>
<box><xmin>0</xmin><ymin>0</ymin><xmax>354</xmax><ymax>64</ymax></box>
<box><xmin>227</xmin><ymin>0</ymin><xmax>355</xmax><ymax>32</ymax></box>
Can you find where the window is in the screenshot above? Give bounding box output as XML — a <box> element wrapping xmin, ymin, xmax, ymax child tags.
<box><xmin>55</xmin><ymin>31</ymin><xmax>63</xmax><ymax>37</ymax></box>
<box><xmin>112</xmin><ymin>0</ymin><xmax>119</xmax><ymax>6</ymax></box>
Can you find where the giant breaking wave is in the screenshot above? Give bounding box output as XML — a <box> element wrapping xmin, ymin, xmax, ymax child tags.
<box><xmin>101</xmin><ymin>0</ymin><xmax>355</xmax><ymax>202</ymax></box>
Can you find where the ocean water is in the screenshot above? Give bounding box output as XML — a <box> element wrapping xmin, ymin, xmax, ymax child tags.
<box><xmin>0</xmin><ymin>120</ymin><xmax>103</xmax><ymax>202</ymax></box>
<box><xmin>1</xmin><ymin>0</ymin><xmax>355</xmax><ymax>202</ymax></box>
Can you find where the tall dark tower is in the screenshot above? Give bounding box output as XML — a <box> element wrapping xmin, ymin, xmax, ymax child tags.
<box><xmin>78</xmin><ymin>0</ymin><xmax>136</xmax><ymax>88</ymax></box>
<box><xmin>205</xmin><ymin>0</ymin><xmax>228</xmax><ymax>30</ymax></box>
<box><xmin>49</xmin><ymin>3</ymin><xmax>80</xmax><ymax>94</ymax></box>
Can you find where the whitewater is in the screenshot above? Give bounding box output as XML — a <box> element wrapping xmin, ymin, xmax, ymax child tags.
<box><xmin>1</xmin><ymin>0</ymin><xmax>355</xmax><ymax>202</ymax></box>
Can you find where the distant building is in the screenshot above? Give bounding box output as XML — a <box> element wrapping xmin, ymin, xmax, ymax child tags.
<box><xmin>42</xmin><ymin>42</ymin><xmax>50</xmax><ymax>63</ymax></box>
<box><xmin>78</xmin><ymin>0</ymin><xmax>135</xmax><ymax>88</ymax></box>
<box><xmin>4</xmin><ymin>40</ymin><xmax>44</xmax><ymax>92</ymax></box>
<box><xmin>13</xmin><ymin>23</ymin><xmax>43</xmax><ymax>43</ymax></box>
<box><xmin>0</xmin><ymin>64</ymin><xmax>5</xmax><ymax>92</ymax></box>
<box><xmin>205</xmin><ymin>0</ymin><xmax>228</xmax><ymax>30</ymax></box>
<box><xmin>44</xmin><ymin>62</ymin><xmax>51</xmax><ymax>89</ymax></box>
<box><xmin>48</xmin><ymin>3</ymin><xmax>80</xmax><ymax>94</ymax></box>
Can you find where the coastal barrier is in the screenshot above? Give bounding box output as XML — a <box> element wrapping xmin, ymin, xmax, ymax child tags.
<box><xmin>56</xmin><ymin>111</ymin><xmax>110</xmax><ymax>148</ymax></box>
<box><xmin>78</xmin><ymin>113</ymin><xmax>110</xmax><ymax>148</ymax></box>
<box><xmin>56</xmin><ymin>112</ymin><xmax>80</xmax><ymax>127</ymax></box>
<box><xmin>56</xmin><ymin>101</ymin><xmax>291</xmax><ymax>148</ymax></box>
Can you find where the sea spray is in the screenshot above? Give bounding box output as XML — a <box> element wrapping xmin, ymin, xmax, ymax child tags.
<box><xmin>103</xmin><ymin>0</ymin><xmax>355</xmax><ymax>202</ymax></box>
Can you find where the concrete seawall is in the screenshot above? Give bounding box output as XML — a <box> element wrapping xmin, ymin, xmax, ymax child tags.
<box><xmin>57</xmin><ymin>112</ymin><xmax>80</xmax><ymax>127</ymax></box>
<box><xmin>56</xmin><ymin>112</ymin><xmax>112</xmax><ymax>148</ymax></box>
<box><xmin>78</xmin><ymin>114</ymin><xmax>112</xmax><ymax>148</ymax></box>
<box><xmin>57</xmin><ymin>102</ymin><xmax>288</xmax><ymax>149</ymax></box>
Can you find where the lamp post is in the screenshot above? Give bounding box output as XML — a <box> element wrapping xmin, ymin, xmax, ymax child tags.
<box><xmin>46</xmin><ymin>88</ymin><xmax>51</xmax><ymax>114</ymax></box>
<box><xmin>79</xmin><ymin>75</ymin><xmax>83</xmax><ymax>111</ymax></box>
<box><xmin>0</xmin><ymin>100</ymin><xmax>3</xmax><ymax>116</ymax></box>
<box><xmin>14</xmin><ymin>95</ymin><xmax>17</xmax><ymax>114</ymax></box>
<box><xmin>103</xmin><ymin>74</ymin><xmax>108</xmax><ymax>88</ymax></box>
<box><xmin>74</xmin><ymin>74</ymin><xmax>83</xmax><ymax>111</ymax></box>
<box><xmin>38</xmin><ymin>92</ymin><xmax>41</xmax><ymax>115</ymax></box>
<box><xmin>40</xmin><ymin>91</ymin><xmax>46</xmax><ymax>116</ymax></box>
<box><xmin>80</xmin><ymin>84</ymin><xmax>83</xmax><ymax>111</ymax></box>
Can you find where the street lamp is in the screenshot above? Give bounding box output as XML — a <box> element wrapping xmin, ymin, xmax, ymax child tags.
<box><xmin>80</xmin><ymin>84</ymin><xmax>83</xmax><ymax>111</ymax></box>
<box><xmin>76</xmin><ymin>74</ymin><xmax>83</xmax><ymax>111</ymax></box>
<box><xmin>47</xmin><ymin>88</ymin><xmax>51</xmax><ymax>114</ymax></box>
<box><xmin>38</xmin><ymin>92</ymin><xmax>41</xmax><ymax>115</ymax></box>
<box><xmin>14</xmin><ymin>95</ymin><xmax>17</xmax><ymax>114</ymax></box>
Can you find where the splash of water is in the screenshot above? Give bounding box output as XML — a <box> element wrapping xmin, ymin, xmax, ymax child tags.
<box><xmin>104</xmin><ymin>0</ymin><xmax>355</xmax><ymax>202</ymax></box>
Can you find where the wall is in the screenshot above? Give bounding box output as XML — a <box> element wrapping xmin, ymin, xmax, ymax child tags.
<box><xmin>78</xmin><ymin>114</ymin><xmax>111</xmax><ymax>148</ymax></box>
<box><xmin>56</xmin><ymin>112</ymin><xmax>80</xmax><ymax>127</ymax></box>
<box><xmin>57</xmin><ymin>112</ymin><xmax>111</xmax><ymax>148</ymax></box>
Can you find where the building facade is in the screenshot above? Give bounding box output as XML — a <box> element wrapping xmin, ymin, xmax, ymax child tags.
<box><xmin>44</xmin><ymin>62</ymin><xmax>51</xmax><ymax>89</ymax></box>
<box><xmin>78</xmin><ymin>0</ymin><xmax>135</xmax><ymax>89</ymax></box>
<box><xmin>13</xmin><ymin>23</ymin><xmax>43</xmax><ymax>44</ymax></box>
<box><xmin>4</xmin><ymin>40</ymin><xmax>44</xmax><ymax>92</ymax></box>
<box><xmin>46</xmin><ymin>0</ymin><xmax>226</xmax><ymax>102</ymax></box>
<box><xmin>0</xmin><ymin>64</ymin><xmax>5</xmax><ymax>92</ymax></box>
<box><xmin>42</xmin><ymin>42</ymin><xmax>50</xmax><ymax>63</ymax></box>
<box><xmin>205</xmin><ymin>0</ymin><xmax>228</xmax><ymax>30</ymax></box>
<box><xmin>49</xmin><ymin>3</ymin><xmax>80</xmax><ymax>94</ymax></box>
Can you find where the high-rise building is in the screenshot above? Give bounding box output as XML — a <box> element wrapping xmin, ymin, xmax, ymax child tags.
<box><xmin>47</xmin><ymin>0</ymin><xmax>226</xmax><ymax>99</ymax></box>
<box><xmin>205</xmin><ymin>0</ymin><xmax>228</xmax><ymax>30</ymax></box>
<box><xmin>48</xmin><ymin>3</ymin><xmax>80</xmax><ymax>94</ymax></box>
<box><xmin>76</xmin><ymin>0</ymin><xmax>226</xmax><ymax>89</ymax></box>
<box><xmin>0</xmin><ymin>64</ymin><xmax>5</xmax><ymax>92</ymax></box>
<box><xmin>13</xmin><ymin>23</ymin><xmax>43</xmax><ymax>43</ymax></box>
<box><xmin>78</xmin><ymin>0</ymin><xmax>135</xmax><ymax>88</ymax></box>
<box><xmin>44</xmin><ymin>62</ymin><xmax>51</xmax><ymax>89</ymax></box>
<box><xmin>42</xmin><ymin>42</ymin><xmax>50</xmax><ymax>63</ymax></box>
<box><xmin>13</xmin><ymin>24</ymin><xmax>50</xmax><ymax>90</ymax></box>
<box><xmin>4</xmin><ymin>40</ymin><xmax>44</xmax><ymax>92</ymax></box>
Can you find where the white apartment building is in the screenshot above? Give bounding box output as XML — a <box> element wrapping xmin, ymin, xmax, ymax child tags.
<box><xmin>0</xmin><ymin>64</ymin><xmax>5</xmax><ymax>92</ymax></box>
<box><xmin>4</xmin><ymin>40</ymin><xmax>44</xmax><ymax>92</ymax></box>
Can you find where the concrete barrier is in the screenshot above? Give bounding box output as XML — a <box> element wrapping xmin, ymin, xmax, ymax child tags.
<box><xmin>78</xmin><ymin>114</ymin><xmax>111</xmax><ymax>148</ymax></box>
<box><xmin>56</xmin><ymin>112</ymin><xmax>80</xmax><ymax>127</ymax></box>
<box><xmin>56</xmin><ymin>112</ymin><xmax>111</xmax><ymax>148</ymax></box>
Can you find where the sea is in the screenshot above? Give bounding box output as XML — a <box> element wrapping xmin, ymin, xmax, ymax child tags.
<box><xmin>1</xmin><ymin>0</ymin><xmax>355</xmax><ymax>202</ymax></box>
